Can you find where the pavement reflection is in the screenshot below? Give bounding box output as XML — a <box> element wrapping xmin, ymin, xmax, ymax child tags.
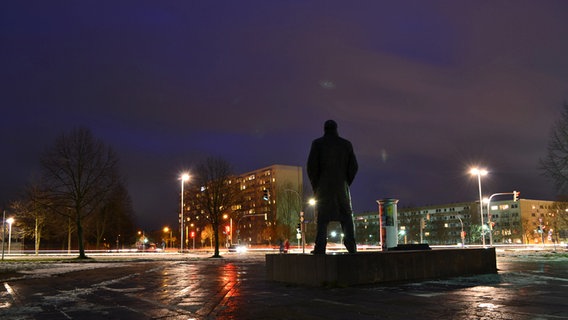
<box><xmin>0</xmin><ymin>250</ymin><xmax>566</xmax><ymax>319</ymax></box>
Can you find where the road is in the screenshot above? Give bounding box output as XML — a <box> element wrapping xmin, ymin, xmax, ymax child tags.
<box><xmin>0</xmin><ymin>249</ymin><xmax>567</xmax><ymax>319</ymax></box>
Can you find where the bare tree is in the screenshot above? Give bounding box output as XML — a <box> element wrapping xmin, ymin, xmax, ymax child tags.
<box><xmin>541</xmin><ymin>102</ymin><xmax>568</xmax><ymax>195</ymax></box>
<box><xmin>275</xmin><ymin>183</ymin><xmax>301</xmax><ymax>241</ymax></box>
<box><xmin>13</xmin><ymin>184</ymin><xmax>51</xmax><ymax>254</ymax></box>
<box><xmin>200</xmin><ymin>224</ymin><xmax>214</xmax><ymax>249</ymax></box>
<box><xmin>39</xmin><ymin>128</ymin><xmax>121</xmax><ymax>259</ymax></box>
<box><xmin>85</xmin><ymin>181</ymin><xmax>136</xmax><ymax>250</ymax></box>
<box><xmin>189</xmin><ymin>157</ymin><xmax>236</xmax><ymax>257</ymax></box>
<box><xmin>521</xmin><ymin>217</ymin><xmax>535</xmax><ymax>244</ymax></box>
<box><xmin>10</xmin><ymin>179</ymin><xmax>70</xmax><ymax>254</ymax></box>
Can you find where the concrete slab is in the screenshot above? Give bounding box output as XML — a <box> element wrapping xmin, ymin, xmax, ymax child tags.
<box><xmin>266</xmin><ymin>248</ymin><xmax>497</xmax><ymax>286</ymax></box>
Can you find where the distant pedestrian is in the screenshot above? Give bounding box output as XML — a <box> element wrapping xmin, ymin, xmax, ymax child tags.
<box><xmin>307</xmin><ymin>120</ymin><xmax>358</xmax><ymax>254</ymax></box>
<box><xmin>284</xmin><ymin>239</ymin><xmax>290</xmax><ymax>253</ymax></box>
<box><xmin>279</xmin><ymin>239</ymin><xmax>285</xmax><ymax>253</ymax></box>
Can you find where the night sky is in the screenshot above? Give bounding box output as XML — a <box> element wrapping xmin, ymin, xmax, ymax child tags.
<box><xmin>2</xmin><ymin>1</ymin><xmax>568</xmax><ymax>230</ymax></box>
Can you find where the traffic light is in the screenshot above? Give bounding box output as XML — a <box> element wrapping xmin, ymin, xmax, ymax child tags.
<box><xmin>190</xmin><ymin>231</ymin><xmax>195</xmax><ymax>238</ymax></box>
<box><xmin>225</xmin><ymin>225</ymin><xmax>231</xmax><ymax>235</ymax></box>
<box><xmin>263</xmin><ymin>189</ymin><xmax>270</xmax><ymax>201</ymax></box>
<box><xmin>513</xmin><ymin>190</ymin><xmax>520</xmax><ymax>202</ymax></box>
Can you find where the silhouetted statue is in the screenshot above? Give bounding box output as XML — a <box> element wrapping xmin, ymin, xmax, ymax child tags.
<box><xmin>307</xmin><ymin>120</ymin><xmax>358</xmax><ymax>254</ymax></box>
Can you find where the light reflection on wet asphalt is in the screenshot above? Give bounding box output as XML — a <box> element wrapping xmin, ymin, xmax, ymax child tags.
<box><xmin>0</xmin><ymin>252</ymin><xmax>567</xmax><ymax>319</ymax></box>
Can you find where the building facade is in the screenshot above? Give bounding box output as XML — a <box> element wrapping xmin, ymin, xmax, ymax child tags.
<box><xmin>233</xmin><ymin>164</ymin><xmax>303</xmax><ymax>245</ymax></box>
<box><xmin>353</xmin><ymin>198</ymin><xmax>567</xmax><ymax>246</ymax></box>
<box><xmin>184</xmin><ymin>164</ymin><xmax>303</xmax><ymax>247</ymax></box>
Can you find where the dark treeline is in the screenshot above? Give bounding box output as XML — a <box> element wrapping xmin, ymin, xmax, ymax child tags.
<box><xmin>5</xmin><ymin>128</ymin><xmax>137</xmax><ymax>257</ymax></box>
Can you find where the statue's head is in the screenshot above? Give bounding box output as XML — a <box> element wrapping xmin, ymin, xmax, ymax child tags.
<box><xmin>324</xmin><ymin>119</ymin><xmax>338</xmax><ymax>135</ymax></box>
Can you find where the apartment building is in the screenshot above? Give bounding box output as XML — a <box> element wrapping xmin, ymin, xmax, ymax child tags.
<box><xmin>184</xmin><ymin>164</ymin><xmax>303</xmax><ymax>246</ymax></box>
<box><xmin>233</xmin><ymin>164</ymin><xmax>303</xmax><ymax>244</ymax></box>
<box><xmin>353</xmin><ymin>198</ymin><xmax>567</xmax><ymax>246</ymax></box>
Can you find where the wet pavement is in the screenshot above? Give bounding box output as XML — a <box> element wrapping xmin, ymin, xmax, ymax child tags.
<box><xmin>0</xmin><ymin>249</ymin><xmax>567</xmax><ymax>319</ymax></box>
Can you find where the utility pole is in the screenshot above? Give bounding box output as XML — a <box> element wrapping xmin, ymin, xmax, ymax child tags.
<box><xmin>1</xmin><ymin>210</ymin><xmax>6</xmax><ymax>260</ymax></box>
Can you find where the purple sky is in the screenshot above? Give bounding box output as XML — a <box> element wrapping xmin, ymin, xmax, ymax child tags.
<box><xmin>2</xmin><ymin>1</ymin><xmax>568</xmax><ymax>230</ymax></box>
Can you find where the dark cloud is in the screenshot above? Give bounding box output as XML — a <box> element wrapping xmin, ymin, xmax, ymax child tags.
<box><xmin>1</xmin><ymin>1</ymin><xmax>567</xmax><ymax>229</ymax></box>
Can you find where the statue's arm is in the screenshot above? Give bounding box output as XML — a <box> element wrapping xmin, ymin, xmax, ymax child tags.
<box><xmin>347</xmin><ymin>143</ymin><xmax>358</xmax><ymax>185</ymax></box>
<box><xmin>307</xmin><ymin>141</ymin><xmax>319</xmax><ymax>191</ymax></box>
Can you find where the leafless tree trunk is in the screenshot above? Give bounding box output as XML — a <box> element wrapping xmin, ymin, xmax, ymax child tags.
<box><xmin>189</xmin><ymin>157</ymin><xmax>236</xmax><ymax>257</ymax></box>
<box><xmin>39</xmin><ymin>128</ymin><xmax>121</xmax><ymax>259</ymax></box>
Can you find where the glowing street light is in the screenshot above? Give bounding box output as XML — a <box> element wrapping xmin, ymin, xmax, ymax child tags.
<box><xmin>163</xmin><ymin>226</ymin><xmax>172</xmax><ymax>249</ymax></box>
<box><xmin>223</xmin><ymin>214</ymin><xmax>233</xmax><ymax>246</ymax></box>
<box><xmin>470</xmin><ymin>167</ymin><xmax>488</xmax><ymax>246</ymax></box>
<box><xmin>308</xmin><ymin>197</ymin><xmax>316</xmax><ymax>224</ymax></box>
<box><xmin>180</xmin><ymin>173</ymin><xmax>190</xmax><ymax>252</ymax></box>
<box><xmin>6</xmin><ymin>217</ymin><xmax>14</xmax><ymax>254</ymax></box>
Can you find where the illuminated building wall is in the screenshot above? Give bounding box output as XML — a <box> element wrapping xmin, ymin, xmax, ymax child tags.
<box><xmin>234</xmin><ymin>164</ymin><xmax>303</xmax><ymax>244</ymax></box>
<box><xmin>354</xmin><ymin>198</ymin><xmax>566</xmax><ymax>246</ymax></box>
<box><xmin>185</xmin><ymin>164</ymin><xmax>303</xmax><ymax>246</ymax></box>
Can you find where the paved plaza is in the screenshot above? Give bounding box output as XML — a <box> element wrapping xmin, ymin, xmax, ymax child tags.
<box><xmin>0</xmin><ymin>248</ymin><xmax>567</xmax><ymax>319</ymax></box>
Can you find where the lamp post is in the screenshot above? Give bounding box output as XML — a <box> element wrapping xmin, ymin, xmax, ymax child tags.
<box><xmin>308</xmin><ymin>198</ymin><xmax>316</xmax><ymax>220</ymax></box>
<box><xmin>180</xmin><ymin>173</ymin><xmax>190</xmax><ymax>252</ymax></box>
<box><xmin>163</xmin><ymin>227</ymin><xmax>172</xmax><ymax>249</ymax></box>
<box><xmin>457</xmin><ymin>216</ymin><xmax>465</xmax><ymax>247</ymax></box>
<box><xmin>191</xmin><ymin>224</ymin><xmax>196</xmax><ymax>250</ymax></box>
<box><xmin>6</xmin><ymin>217</ymin><xmax>14</xmax><ymax>254</ymax></box>
<box><xmin>308</xmin><ymin>198</ymin><xmax>316</xmax><ymax>252</ymax></box>
<box><xmin>223</xmin><ymin>214</ymin><xmax>233</xmax><ymax>246</ymax></box>
<box><xmin>1</xmin><ymin>210</ymin><xmax>5</xmax><ymax>260</ymax></box>
<box><xmin>470</xmin><ymin>168</ymin><xmax>488</xmax><ymax>247</ymax></box>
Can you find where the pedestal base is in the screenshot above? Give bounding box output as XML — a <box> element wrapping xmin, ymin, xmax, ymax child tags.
<box><xmin>266</xmin><ymin>248</ymin><xmax>496</xmax><ymax>286</ymax></box>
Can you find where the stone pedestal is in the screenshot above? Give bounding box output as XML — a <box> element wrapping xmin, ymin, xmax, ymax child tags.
<box><xmin>266</xmin><ymin>248</ymin><xmax>496</xmax><ymax>286</ymax></box>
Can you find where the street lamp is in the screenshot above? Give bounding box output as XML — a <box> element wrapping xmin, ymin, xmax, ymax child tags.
<box><xmin>308</xmin><ymin>198</ymin><xmax>316</xmax><ymax>219</ymax></box>
<box><xmin>308</xmin><ymin>197</ymin><xmax>316</xmax><ymax>222</ymax></box>
<box><xmin>163</xmin><ymin>226</ymin><xmax>172</xmax><ymax>249</ymax></box>
<box><xmin>180</xmin><ymin>173</ymin><xmax>190</xmax><ymax>252</ymax></box>
<box><xmin>223</xmin><ymin>214</ymin><xmax>233</xmax><ymax>246</ymax></box>
<box><xmin>190</xmin><ymin>223</ymin><xmax>196</xmax><ymax>250</ymax></box>
<box><xmin>457</xmin><ymin>216</ymin><xmax>465</xmax><ymax>247</ymax></box>
<box><xmin>6</xmin><ymin>217</ymin><xmax>14</xmax><ymax>254</ymax></box>
<box><xmin>470</xmin><ymin>167</ymin><xmax>488</xmax><ymax>247</ymax></box>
